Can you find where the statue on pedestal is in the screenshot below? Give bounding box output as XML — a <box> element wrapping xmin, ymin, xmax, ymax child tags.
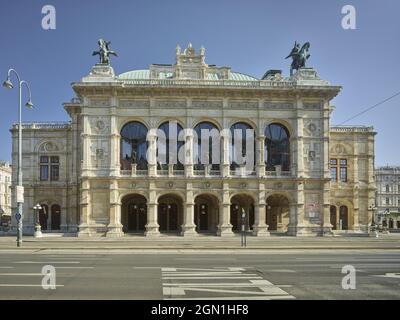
<box><xmin>92</xmin><ymin>39</ymin><xmax>118</xmax><ymax>65</ymax></box>
<box><xmin>285</xmin><ymin>41</ymin><xmax>311</xmax><ymax>76</ymax></box>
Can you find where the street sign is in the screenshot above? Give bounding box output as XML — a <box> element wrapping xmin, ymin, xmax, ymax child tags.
<box><xmin>16</xmin><ymin>186</ymin><xmax>24</xmax><ymax>203</ymax></box>
<box><xmin>15</xmin><ymin>213</ymin><xmax>22</xmax><ymax>221</ymax></box>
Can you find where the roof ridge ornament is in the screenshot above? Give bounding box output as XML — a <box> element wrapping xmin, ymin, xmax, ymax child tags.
<box><xmin>285</xmin><ymin>41</ymin><xmax>311</xmax><ymax>76</ymax></box>
<box><xmin>92</xmin><ymin>38</ymin><xmax>118</xmax><ymax>65</ymax></box>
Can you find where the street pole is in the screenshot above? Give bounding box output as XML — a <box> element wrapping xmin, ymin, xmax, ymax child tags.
<box><xmin>241</xmin><ymin>208</ymin><xmax>247</xmax><ymax>247</ymax></box>
<box><xmin>3</xmin><ymin>69</ymin><xmax>33</xmax><ymax>247</ymax></box>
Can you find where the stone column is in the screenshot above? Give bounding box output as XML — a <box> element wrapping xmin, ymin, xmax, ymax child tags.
<box><xmin>106</xmin><ymin>180</ymin><xmax>123</xmax><ymax>237</ymax></box>
<box><xmin>145</xmin><ymin>188</ymin><xmax>159</xmax><ymax>236</ymax></box>
<box><xmin>295</xmin><ymin>99</ymin><xmax>305</xmax><ymax>177</ymax></box>
<box><xmin>252</xmin><ymin>183</ymin><xmax>269</xmax><ymax>236</ymax></box>
<box><xmin>256</xmin><ymin>135</ymin><xmax>265</xmax><ymax>177</ymax></box>
<box><xmin>81</xmin><ymin>114</ymin><xmax>91</xmax><ymax>176</ymax></box>
<box><xmin>217</xmin><ymin>183</ymin><xmax>234</xmax><ymax>236</ymax></box>
<box><xmin>147</xmin><ymin>130</ymin><xmax>157</xmax><ymax>177</ymax></box>
<box><xmin>322</xmin><ymin>180</ymin><xmax>333</xmax><ymax>236</ymax></box>
<box><xmin>77</xmin><ymin>179</ymin><xmax>91</xmax><ymax>237</ymax></box>
<box><xmin>353</xmin><ymin>185</ymin><xmax>361</xmax><ymax>232</ymax></box>
<box><xmin>221</xmin><ymin>129</ymin><xmax>230</xmax><ymax>177</ymax></box>
<box><xmin>184</xmin><ymin>130</ymin><xmax>194</xmax><ymax>177</ymax></box>
<box><xmin>287</xmin><ymin>203</ymin><xmax>297</xmax><ymax>236</ymax></box>
<box><xmin>181</xmin><ymin>186</ymin><xmax>197</xmax><ymax>236</ymax></box>
<box><xmin>109</xmin><ymin>109</ymin><xmax>120</xmax><ymax>176</ymax></box>
<box><xmin>181</xmin><ymin>183</ymin><xmax>197</xmax><ymax>237</ymax></box>
<box><xmin>60</xmin><ymin>188</ymin><xmax>68</xmax><ymax>232</ymax></box>
<box><xmin>295</xmin><ymin>182</ymin><xmax>308</xmax><ymax>235</ymax></box>
<box><xmin>352</xmin><ymin>152</ymin><xmax>361</xmax><ymax>232</ymax></box>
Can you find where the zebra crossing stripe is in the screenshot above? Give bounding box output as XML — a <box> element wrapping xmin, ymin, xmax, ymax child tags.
<box><xmin>162</xmin><ymin>267</ymin><xmax>295</xmax><ymax>300</ymax></box>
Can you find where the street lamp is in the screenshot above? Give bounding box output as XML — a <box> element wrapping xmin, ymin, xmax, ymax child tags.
<box><xmin>3</xmin><ymin>68</ymin><xmax>34</xmax><ymax>247</ymax></box>
<box><xmin>240</xmin><ymin>208</ymin><xmax>247</xmax><ymax>247</ymax></box>
<box><xmin>382</xmin><ymin>208</ymin><xmax>391</xmax><ymax>233</ymax></box>
<box><xmin>33</xmin><ymin>203</ymin><xmax>42</xmax><ymax>238</ymax></box>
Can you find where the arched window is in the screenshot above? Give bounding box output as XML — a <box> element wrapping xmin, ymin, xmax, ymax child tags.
<box><xmin>193</xmin><ymin>122</ymin><xmax>220</xmax><ymax>170</ymax></box>
<box><xmin>120</xmin><ymin>122</ymin><xmax>148</xmax><ymax>170</ymax></box>
<box><xmin>157</xmin><ymin>121</ymin><xmax>184</xmax><ymax>170</ymax></box>
<box><xmin>265</xmin><ymin>123</ymin><xmax>290</xmax><ymax>171</ymax></box>
<box><xmin>230</xmin><ymin>122</ymin><xmax>255</xmax><ymax>170</ymax></box>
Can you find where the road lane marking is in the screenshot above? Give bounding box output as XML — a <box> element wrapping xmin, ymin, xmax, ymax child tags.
<box><xmin>165</xmin><ymin>295</ymin><xmax>295</xmax><ymax>300</ymax></box>
<box><xmin>162</xmin><ymin>267</ymin><xmax>295</xmax><ymax>300</ymax></box>
<box><xmin>53</xmin><ymin>266</ymin><xmax>94</xmax><ymax>269</ymax></box>
<box><xmin>163</xmin><ymin>283</ymin><xmax>292</xmax><ymax>287</ymax></box>
<box><xmin>163</xmin><ymin>276</ymin><xmax>263</xmax><ymax>280</ymax></box>
<box><xmin>0</xmin><ymin>284</ymin><xmax>64</xmax><ymax>287</ymax></box>
<box><xmin>373</xmin><ymin>273</ymin><xmax>400</xmax><ymax>279</ymax></box>
<box><xmin>0</xmin><ymin>273</ymin><xmax>43</xmax><ymax>276</ymax></box>
<box><xmin>14</xmin><ymin>261</ymin><xmax>80</xmax><ymax>264</ymax></box>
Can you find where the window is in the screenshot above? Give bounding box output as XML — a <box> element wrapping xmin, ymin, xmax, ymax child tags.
<box><xmin>386</xmin><ymin>185</ymin><xmax>390</xmax><ymax>193</ymax></box>
<box><xmin>50</xmin><ymin>157</ymin><xmax>59</xmax><ymax>181</ymax></box>
<box><xmin>120</xmin><ymin>121</ymin><xmax>148</xmax><ymax>170</ymax></box>
<box><xmin>339</xmin><ymin>159</ymin><xmax>347</xmax><ymax>182</ymax></box>
<box><xmin>386</xmin><ymin>197</ymin><xmax>390</xmax><ymax>205</ymax></box>
<box><xmin>40</xmin><ymin>156</ymin><xmax>59</xmax><ymax>181</ymax></box>
<box><xmin>193</xmin><ymin>122</ymin><xmax>220</xmax><ymax>170</ymax></box>
<box><xmin>231</xmin><ymin>122</ymin><xmax>255</xmax><ymax>170</ymax></box>
<box><xmin>40</xmin><ymin>156</ymin><xmax>49</xmax><ymax>181</ymax></box>
<box><xmin>157</xmin><ymin>121</ymin><xmax>184</xmax><ymax>170</ymax></box>
<box><xmin>330</xmin><ymin>159</ymin><xmax>338</xmax><ymax>181</ymax></box>
<box><xmin>265</xmin><ymin>123</ymin><xmax>290</xmax><ymax>171</ymax></box>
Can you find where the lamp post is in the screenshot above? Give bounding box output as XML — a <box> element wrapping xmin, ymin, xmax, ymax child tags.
<box><xmin>240</xmin><ymin>208</ymin><xmax>247</xmax><ymax>247</ymax></box>
<box><xmin>3</xmin><ymin>69</ymin><xmax>34</xmax><ymax>247</ymax></box>
<box><xmin>383</xmin><ymin>208</ymin><xmax>390</xmax><ymax>234</ymax></box>
<box><xmin>33</xmin><ymin>203</ymin><xmax>42</xmax><ymax>238</ymax></box>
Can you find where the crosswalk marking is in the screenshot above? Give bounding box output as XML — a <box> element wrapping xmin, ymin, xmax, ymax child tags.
<box><xmin>0</xmin><ymin>284</ymin><xmax>64</xmax><ymax>287</ymax></box>
<box><xmin>14</xmin><ymin>261</ymin><xmax>80</xmax><ymax>264</ymax></box>
<box><xmin>162</xmin><ymin>267</ymin><xmax>295</xmax><ymax>300</ymax></box>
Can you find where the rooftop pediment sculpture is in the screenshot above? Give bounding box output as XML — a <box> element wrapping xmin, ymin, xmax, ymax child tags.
<box><xmin>285</xmin><ymin>41</ymin><xmax>310</xmax><ymax>76</ymax></box>
<box><xmin>92</xmin><ymin>39</ymin><xmax>118</xmax><ymax>65</ymax></box>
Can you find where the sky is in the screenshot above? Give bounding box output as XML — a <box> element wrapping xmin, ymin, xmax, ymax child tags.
<box><xmin>0</xmin><ymin>0</ymin><xmax>399</xmax><ymax>166</ymax></box>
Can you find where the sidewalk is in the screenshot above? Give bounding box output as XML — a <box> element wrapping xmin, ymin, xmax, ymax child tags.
<box><xmin>0</xmin><ymin>234</ymin><xmax>399</xmax><ymax>251</ymax></box>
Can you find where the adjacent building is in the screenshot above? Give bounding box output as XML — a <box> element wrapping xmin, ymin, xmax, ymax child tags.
<box><xmin>375</xmin><ymin>166</ymin><xmax>400</xmax><ymax>229</ymax></box>
<box><xmin>10</xmin><ymin>43</ymin><xmax>376</xmax><ymax>237</ymax></box>
<box><xmin>0</xmin><ymin>161</ymin><xmax>12</xmax><ymax>219</ymax></box>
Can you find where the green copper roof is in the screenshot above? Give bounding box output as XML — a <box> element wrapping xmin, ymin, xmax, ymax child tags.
<box><xmin>118</xmin><ymin>70</ymin><xmax>258</xmax><ymax>81</ymax></box>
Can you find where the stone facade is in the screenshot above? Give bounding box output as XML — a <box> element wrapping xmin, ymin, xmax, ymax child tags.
<box><xmin>329</xmin><ymin>126</ymin><xmax>376</xmax><ymax>232</ymax></box>
<box><xmin>9</xmin><ymin>44</ymin><xmax>376</xmax><ymax>237</ymax></box>
<box><xmin>375</xmin><ymin>166</ymin><xmax>400</xmax><ymax>229</ymax></box>
<box><xmin>0</xmin><ymin>161</ymin><xmax>12</xmax><ymax>217</ymax></box>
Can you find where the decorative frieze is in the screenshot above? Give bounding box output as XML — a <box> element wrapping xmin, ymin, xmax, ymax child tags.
<box><xmin>155</xmin><ymin>100</ymin><xmax>186</xmax><ymax>108</ymax></box>
<box><xmin>120</xmin><ymin>100</ymin><xmax>150</xmax><ymax>108</ymax></box>
<box><xmin>303</xmin><ymin>103</ymin><xmax>321</xmax><ymax>110</ymax></box>
<box><xmin>90</xmin><ymin>99</ymin><xmax>109</xmax><ymax>107</ymax></box>
<box><xmin>263</xmin><ymin>102</ymin><xmax>294</xmax><ymax>110</ymax></box>
<box><xmin>228</xmin><ymin>100</ymin><xmax>258</xmax><ymax>109</ymax></box>
<box><xmin>192</xmin><ymin>100</ymin><xmax>223</xmax><ymax>108</ymax></box>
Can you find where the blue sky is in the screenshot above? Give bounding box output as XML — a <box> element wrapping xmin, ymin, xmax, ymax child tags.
<box><xmin>0</xmin><ymin>0</ymin><xmax>399</xmax><ymax>166</ymax></box>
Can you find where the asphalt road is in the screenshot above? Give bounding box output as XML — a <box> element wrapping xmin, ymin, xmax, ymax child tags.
<box><xmin>0</xmin><ymin>249</ymin><xmax>399</xmax><ymax>300</ymax></box>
